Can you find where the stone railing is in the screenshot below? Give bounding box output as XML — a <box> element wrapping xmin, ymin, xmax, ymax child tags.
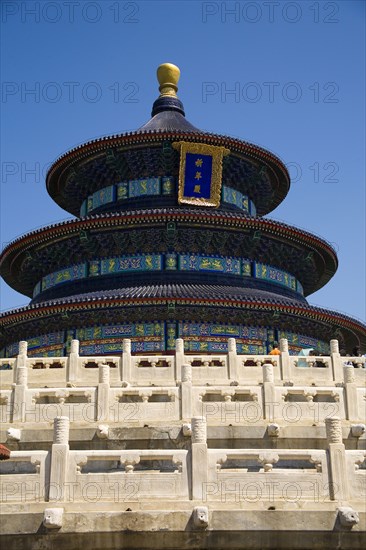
<box><xmin>1</xmin><ymin>353</ymin><xmax>365</xmax><ymax>425</ymax></box>
<box><xmin>1</xmin><ymin>380</ymin><xmax>365</xmax><ymax>426</ymax></box>
<box><xmin>0</xmin><ymin>450</ymin><xmax>48</xmax><ymax>502</ymax></box>
<box><xmin>1</xmin><ymin>338</ymin><xmax>365</xmax><ymax>391</ymax></box>
<box><xmin>68</xmin><ymin>448</ymin><xmax>189</xmax><ymax>502</ymax></box>
<box><xmin>1</xmin><ymin>416</ymin><xmax>364</xmax><ymax>505</ymax></box>
<box><xmin>204</xmin><ymin>448</ymin><xmax>329</xmax><ymax>502</ymax></box>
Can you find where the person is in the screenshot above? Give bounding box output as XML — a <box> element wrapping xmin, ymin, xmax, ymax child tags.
<box><xmin>312</xmin><ymin>350</ymin><xmax>325</xmax><ymax>368</ymax></box>
<box><xmin>0</xmin><ymin>362</ymin><xmax>12</xmax><ymax>370</ymax></box>
<box><xmin>340</xmin><ymin>349</ymin><xmax>353</xmax><ymax>366</ymax></box>
<box><xmin>352</xmin><ymin>346</ymin><xmax>363</xmax><ymax>368</ymax></box>
<box><xmin>269</xmin><ymin>342</ymin><xmax>281</xmax><ymax>356</ymax></box>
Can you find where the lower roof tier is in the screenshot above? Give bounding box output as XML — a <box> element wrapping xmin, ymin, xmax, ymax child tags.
<box><xmin>1</xmin><ymin>284</ymin><xmax>365</xmax><ymax>354</ymax></box>
<box><xmin>0</xmin><ymin>209</ymin><xmax>338</xmax><ymax>298</ymax></box>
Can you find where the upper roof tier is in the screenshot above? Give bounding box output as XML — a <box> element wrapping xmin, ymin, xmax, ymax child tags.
<box><xmin>46</xmin><ymin>64</ymin><xmax>290</xmax><ymax>217</ymax></box>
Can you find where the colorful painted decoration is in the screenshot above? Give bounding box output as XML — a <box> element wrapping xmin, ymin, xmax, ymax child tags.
<box><xmin>178</xmin><ymin>322</ymin><xmax>269</xmax><ymax>354</ymax></box>
<box><xmin>100</xmin><ymin>254</ymin><xmax>162</xmax><ymax>275</ymax></box>
<box><xmin>183</xmin><ymin>340</ymin><xmax>265</xmax><ymax>354</ymax></box>
<box><xmin>28</xmin><ymin>347</ymin><xmax>64</xmax><ymax>357</ymax></box>
<box><xmin>4</xmin><ymin>331</ymin><xmax>66</xmax><ymax>358</ymax></box>
<box><xmin>80</xmin><ymin>340</ymin><xmax>163</xmax><ymax>355</ymax></box>
<box><xmin>27</xmin><ymin>331</ymin><xmax>65</xmax><ymax>348</ymax></box>
<box><xmin>165</xmin><ymin>253</ymin><xmax>177</xmax><ymax>270</ymax></box>
<box><xmin>76</xmin><ymin>322</ymin><xmax>164</xmax><ymax>341</ymax></box>
<box><xmin>179</xmin><ymin>322</ymin><xmax>267</xmax><ymax>340</ymax></box>
<box><xmin>33</xmin><ymin>254</ymin><xmax>304</xmax><ymax>298</ymax></box>
<box><xmin>83</xmin><ymin>177</ymin><xmax>168</xmax><ymax>215</ymax></box>
<box><xmin>222</xmin><ymin>186</ymin><xmax>257</xmax><ymax>215</ymax></box>
<box><xmin>89</xmin><ymin>260</ymin><xmax>101</xmax><ymax>277</ymax></box>
<box><xmin>4</xmin><ymin>322</ymin><xmax>330</xmax><ymax>358</ymax></box>
<box><xmin>222</xmin><ymin>187</ymin><xmax>248</xmax><ymax>212</ymax></box>
<box><xmin>129</xmin><ymin>177</ymin><xmax>160</xmax><ymax>198</ymax></box>
<box><xmin>117</xmin><ymin>181</ymin><xmax>128</xmax><ymax>201</ymax></box>
<box><xmin>77</xmin><ymin>322</ymin><xmax>165</xmax><ymax>354</ymax></box>
<box><xmin>79</xmin><ymin>177</ymin><xmax>259</xmax><ymax>217</ymax></box>
<box><xmin>41</xmin><ymin>264</ymin><xmax>87</xmax><ymax>292</ymax></box>
<box><xmin>179</xmin><ymin>254</ymin><xmax>241</xmax><ymax>274</ymax></box>
<box><xmin>4</xmin><ymin>342</ymin><xmax>20</xmax><ymax>357</ymax></box>
<box><xmin>162</xmin><ymin>176</ymin><xmax>175</xmax><ymax>195</ymax></box>
<box><xmin>254</xmin><ymin>262</ymin><xmax>298</xmax><ymax>292</ymax></box>
<box><xmin>278</xmin><ymin>330</ymin><xmax>329</xmax><ymax>354</ymax></box>
<box><xmin>92</xmin><ymin>185</ymin><xmax>115</xmax><ymax>210</ymax></box>
<box><xmin>242</xmin><ymin>259</ymin><xmax>252</xmax><ymax>276</ymax></box>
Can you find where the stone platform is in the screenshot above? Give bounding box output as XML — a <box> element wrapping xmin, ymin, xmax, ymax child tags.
<box><xmin>1</xmin><ymin>338</ymin><xmax>365</xmax><ymax>549</ymax></box>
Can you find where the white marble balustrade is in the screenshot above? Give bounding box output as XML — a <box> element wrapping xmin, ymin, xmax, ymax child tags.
<box><xmin>1</xmin><ymin>339</ymin><xmax>365</xmax><ymax>390</ymax></box>
<box><xmin>1</xmin><ymin>416</ymin><xmax>364</xmax><ymax>505</ymax></box>
<box><xmin>204</xmin><ymin>448</ymin><xmax>329</xmax><ymax>503</ymax></box>
<box><xmin>1</xmin><ymin>366</ymin><xmax>365</xmax><ymax>425</ymax></box>
<box><xmin>0</xmin><ymin>450</ymin><xmax>48</xmax><ymax>502</ymax></box>
<box><xmin>67</xmin><ymin>449</ymin><xmax>189</xmax><ymax>502</ymax></box>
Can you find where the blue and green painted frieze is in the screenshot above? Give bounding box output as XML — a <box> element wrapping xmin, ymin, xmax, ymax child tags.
<box><xmin>2</xmin><ymin>321</ymin><xmax>329</xmax><ymax>358</ymax></box>
<box><xmin>33</xmin><ymin>254</ymin><xmax>304</xmax><ymax>298</ymax></box>
<box><xmin>80</xmin><ymin>177</ymin><xmax>257</xmax><ymax>216</ymax></box>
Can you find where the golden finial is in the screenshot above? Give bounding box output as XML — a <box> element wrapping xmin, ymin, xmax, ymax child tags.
<box><xmin>157</xmin><ymin>63</ymin><xmax>180</xmax><ymax>97</ymax></box>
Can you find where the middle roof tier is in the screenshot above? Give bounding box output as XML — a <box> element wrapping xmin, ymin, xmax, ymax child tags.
<box><xmin>0</xmin><ymin>208</ymin><xmax>338</xmax><ymax>300</ymax></box>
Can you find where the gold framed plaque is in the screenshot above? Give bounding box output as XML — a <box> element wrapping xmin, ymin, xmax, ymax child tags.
<box><xmin>172</xmin><ymin>141</ymin><xmax>230</xmax><ymax>207</ymax></box>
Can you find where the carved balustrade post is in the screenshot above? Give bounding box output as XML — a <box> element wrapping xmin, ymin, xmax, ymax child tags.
<box><xmin>343</xmin><ymin>365</ymin><xmax>359</xmax><ymax>422</ymax></box>
<box><xmin>262</xmin><ymin>363</ymin><xmax>276</xmax><ymax>421</ymax></box>
<box><xmin>67</xmin><ymin>339</ymin><xmax>79</xmax><ymax>384</ymax></box>
<box><xmin>330</xmin><ymin>339</ymin><xmax>342</xmax><ymax>382</ymax></box>
<box><xmin>98</xmin><ymin>363</ymin><xmax>110</xmax><ymax>422</ymax></box>
<box><xmin>263</xmin><ymin>363</ymin><xmax>274</xmax><ymax>383</ymax></box>
<box><xmin>279</xmin><ymin>338</ymin><xmax>290</xmax><ymax>381</ymax></box>
<box><xmin>227</xmin><ymin>338</ymin><xmax>238</xmax><ymax>381</ymax></box>
<box><xmin>191</xmin><ymin>416</ymin><xmax>208</xmax><ymax>500</ymax></box>
<box><xmin>12</xmin><ymin>341</ymin><xmax>29</xmax><ymax>422</ymax></box>
<box><xmin>16</xmin><ymin>340</ymin><xmax>28</xmax><ymax>368</ymax></box>
<box><xmin>49</xmin><ymin>416</ymin><xmax>70</xmax><ymax>502</ymax></box>
<box><xmin>181</xmin><ymin>364</ymin><xmax>192</xmax><ymax>420</ymax></box>
<box><xmin>325</xmin><ymin>417</ymin><xmax>348</xmax><ymax>501</ymax></box>
<box><xmin>122</xmin><ymin>339</ymin><xmax>132</xmax><ymax>385</ymax></box>
<box><xmin>175</xmin><ymin>338</ymin><xmax>185</xmax><ymax>382</ymax></box>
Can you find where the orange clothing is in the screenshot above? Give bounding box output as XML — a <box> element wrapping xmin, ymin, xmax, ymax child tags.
<box><xmin>269</xmin><ymin>348</ymin><xmax>281</xmax><ymax>355</ymax></box>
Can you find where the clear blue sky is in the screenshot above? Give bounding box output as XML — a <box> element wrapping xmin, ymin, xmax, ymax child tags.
<box><xmin>1</xmin><ymin>0</ymin><xmax>365</xmax><ymax>323</ymax></box>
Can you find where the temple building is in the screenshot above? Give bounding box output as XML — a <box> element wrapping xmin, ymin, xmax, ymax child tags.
<box><xmin>1</xmin><ymin>64</ymin><xmax>365</xmax><ymax>358</ymax></box>
<box><xmin>0</xmin><ymin>64</ymin><xmax>365</xmax><ymax>549</ymax></box>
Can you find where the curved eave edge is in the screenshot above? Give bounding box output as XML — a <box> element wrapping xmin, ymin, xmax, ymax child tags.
<box><xmin>45</xmin><ymin>130</ymin><xmax>290</xmax><ymax>215</ymax></box>
<box><xmin>46</xmin><ymin>130</ymin><xmax>290</xmax><ymax>183</ymax></box>
<box><xmin>0</xmin><ymin>214</ymin><xmax>338</xmax><ymax>298</ymax></box>
<box><xmin>0</xmin><ymin>297</ymin><xmax>365</xmax><ymax>339</ymax></box>
<box><xmin>0</xmin><ymin>211</ymin><xmax>338</xmax><ymax>266</ymax></box>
